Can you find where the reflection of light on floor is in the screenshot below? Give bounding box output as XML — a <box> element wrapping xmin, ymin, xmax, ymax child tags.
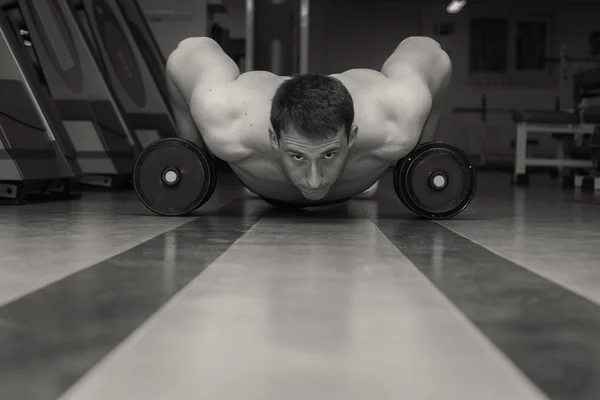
<box><xmin>162</xmin><ymin>232</ymin><xmax>177</xmax><ymax>293</ymax></box>
<box><xmin>357</xmin><ymin>200</ymin><xmax>379</xmax><ymax>217</ymax></box>
<box><xmin>349</xmin><ymin>200</ymin><xmax>378</xmax><ymax>220</ymax></box>
<box><xmin>513</xmin><ymin>188</ymin><xmax>526</xmax><ymax>256</ymax></box>
<box><xmin>431</xmin><ymin>230</ymin><xmax>445</xmax><ymax>281</ymax></box>
<box><xmin>163</xmin><ymin>231</ymin><xmax>176</xmax><ymax>264</ymax></box>
<box><xmin>243</xmin><ymin>198</ymin><xmax>270</xmax><ymax>215</ymax></box>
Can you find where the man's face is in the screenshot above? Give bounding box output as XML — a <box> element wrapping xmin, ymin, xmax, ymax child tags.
<box><xmin>270</xmin><ymin>125</ymin><xmax>357</xmax><ymax>200</ymax></box>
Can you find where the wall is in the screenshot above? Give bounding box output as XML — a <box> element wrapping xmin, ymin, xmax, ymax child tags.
<box><xmin>215</xmin><ymin>2</ymin><xmax>246</xmax><ymax>39</ymax></box>
<box><xmin>309</xmin><ymin>0</ymin><xmax>422</xmax><ymax>74</ymax></box>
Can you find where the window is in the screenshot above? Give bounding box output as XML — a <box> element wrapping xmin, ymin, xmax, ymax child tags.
<box><xmin>469</xmin><ymin>18</ymin><xmax>508</xmax><ymax>73</ymax></box>
<box><xmin>515</xmin><ymin>20</ymin><xmax>548</xmax><ymax>70</ymax></box>
<box><xmin>468</xmin><ymin>14</ymin><xmax>554</xmax><ymax>88</ymax></box>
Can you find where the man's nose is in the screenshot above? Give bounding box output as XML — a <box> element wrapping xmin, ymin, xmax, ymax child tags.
<box><xmin>306</xmin><ymin>163</ymin><xmax>322</xmax><ymax>189</ymax></box>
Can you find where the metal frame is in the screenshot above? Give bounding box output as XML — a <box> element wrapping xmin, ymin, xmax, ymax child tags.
<box><xmin>245</xmin><ymin>0</ymin><xmax>310</xmax><ymax>74</ymax></box>
<box><xmin>245</xmin><ymin>0</ymin><xmax>254</xmax><ymax>72</ymax></box>
<box><xmin>513</xmin><ymin>121</ymin><xmax>595</xmax><ymax>178</ymax></box>
<box><xmin>299</xmin><ymin>0</ymin><xmax>309</xmax><ymax>74</ymax></box>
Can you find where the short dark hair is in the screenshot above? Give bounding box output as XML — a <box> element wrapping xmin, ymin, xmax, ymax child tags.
<box><xmin>270</xmin><ymin>73</ymin><xmax>354</xmax><ymax>141</ymax></box>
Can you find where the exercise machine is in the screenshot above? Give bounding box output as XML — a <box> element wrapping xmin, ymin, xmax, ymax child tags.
<box><xmin>512</xmin><ymin>45</ymin><xmax>600</xmax><ymax>184</ymax></box>
<box><xmin>6</xmin><ymin>0</ymin><xmax>139</xmax><ymax>189</ymax></box>
<box><xmin>70</xmin><ymin>0</ymin><xmax>177</xmax><ymax>147</ymax></box>
<box><xmin>0</xmin><ymin>8</ymin><xmax>81</xmax><ymax>203</ymax></box>
<box><xmin>114</xmin><ymin>0</ymin><xmax>171</xmax><ymax>115</ymax></box>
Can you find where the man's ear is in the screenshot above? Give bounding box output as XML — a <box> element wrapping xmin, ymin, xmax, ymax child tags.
<box><xmin>269</xmin><ymin>128</ymin><xmax>280</xmax><ymax>151</ymax></box>
<box><xmin>348</xmin><ymin>124</ymin><xmax>358</xmax><ymax>148</ymax></box>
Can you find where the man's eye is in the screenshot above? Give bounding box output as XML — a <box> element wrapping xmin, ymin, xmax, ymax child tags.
<box><xmin>292</xmin><ymin>155</ymin><xmax>304</xmax><ymax>161</ymax></box>
<box><xmin>324</xmin><ymin>152</ymin><xmax>335</xmax><ymax>159</ymax></box>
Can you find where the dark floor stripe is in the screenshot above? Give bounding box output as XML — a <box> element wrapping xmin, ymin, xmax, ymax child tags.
<box><xmin>563</xmin><ymin>196</ymin><xmax>600</xmax><ymax>206</ymax></box>
<box><xmin>0</xmin><ymin>199</ymin><xmax>263</xmax><ymax>400</ymax></box>
<box><xmin>370</xmin><ymin>197</ymin><xmax>600</xmax><ymax>400</ymax></box>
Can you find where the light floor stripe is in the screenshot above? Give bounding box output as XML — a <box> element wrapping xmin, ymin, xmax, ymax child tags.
<box><xmin>59</xmin><ymin>211</ymin><xmax>547</xmax><ymax>400</ymax></box>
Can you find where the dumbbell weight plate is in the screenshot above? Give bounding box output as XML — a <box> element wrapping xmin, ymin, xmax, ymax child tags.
<box><xmin>133</xmin><ymin>138</ymin><xmax>216</xmax><ymax>216</ymax></box>
<box><xmin>395</xmin><ymin>141</ymin><xmax>477</xmax><ymax>219</ymax></box>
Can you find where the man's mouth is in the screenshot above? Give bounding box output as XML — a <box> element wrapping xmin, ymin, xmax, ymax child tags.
<box><xmin>300</xmin><ymin>187</ymin><xmax>328</xmax><ymax>199</ymax></box>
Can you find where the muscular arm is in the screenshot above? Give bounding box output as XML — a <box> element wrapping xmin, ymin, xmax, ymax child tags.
<box><xmin>166</xmin><ymin>37</ymin><xmax>245</xmax><ymax>159</ymax></box>
<box><xmin>167</xmin><ymin>72</ymin><xmax>205</xmax><ymax>149</ymax></box>
<box><xmin>382</xmin><ymin>37</ymin><xmax>452</xmax><ymax>102</ymax></box>
<box><xmin>375</xmin><ymin>37</ymin><xmax>452</xmax><ymax>161</ymax></box>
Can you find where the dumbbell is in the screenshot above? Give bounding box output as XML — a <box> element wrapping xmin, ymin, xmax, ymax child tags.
<box><xmin>134</xmin><ymin>138</ymin><xmax>217</xmax><ymax>216</ymax></box>
<box><xmin>394</xmin><ymin>141</ymin><xmax>477</xmax><ymax>219</ymax></box>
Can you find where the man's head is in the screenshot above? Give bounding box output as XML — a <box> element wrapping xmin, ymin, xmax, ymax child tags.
<box><xmin>269</xmin><ymin>73</ymin><xmax>358</xmax><ymax>200</ymax></box>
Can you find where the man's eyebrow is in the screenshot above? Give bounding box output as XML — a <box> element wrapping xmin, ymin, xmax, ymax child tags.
<box><xmin>286</xmin><ymin>149</ymin><xmax>307</xmax><ymax>155</ymax></box>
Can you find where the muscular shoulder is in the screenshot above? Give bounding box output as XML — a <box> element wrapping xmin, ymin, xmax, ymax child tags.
<box><xmin>189</xmin><ymin>71</ymin><xmax>283</xmax><ymax>162</ymax></box>
<box><xmin>334</xmin><ymin>69</ymin><xmax>431</xmax><ymax>119</ymax></box>
<box><xmin>191</xmin><ymin>71</ymin><xmax>283</xmax><ymax>131</ymax></box>
<box><xmin>334</xmin><ymin>70</ymin><xmax>431</xmax><ymax>163</ymax></box>
<box><xmin>334</xmin><ymin>69</ymin><xmax>432</xmax><ymax>154</ymax></box>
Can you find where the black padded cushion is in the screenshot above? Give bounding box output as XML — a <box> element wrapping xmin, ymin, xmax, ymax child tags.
<box><xmin>582</xmin><ymin>106</ymin><xmax>600</xmax><ymax>123</ymax></box>
<box><xmin>512</xmin><ymin>110</ymin><xmax>580</xmax><ymax>124</ymax></box>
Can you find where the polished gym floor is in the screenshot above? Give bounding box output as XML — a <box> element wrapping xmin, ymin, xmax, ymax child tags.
<box><xmin>1</xmin><ymin>169</ymin><xmax>599</xmax><ymax>400</ymax></box>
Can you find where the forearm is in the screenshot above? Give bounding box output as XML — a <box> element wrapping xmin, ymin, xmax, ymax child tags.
<box><xmin>419</xmin><ymin>68</ymin><xmax>451</xmax><ymax>144</ymax></box>
<box><xmin>167</xmin><ymin>74</ymin><xmax>208</xmax><ymax>150</ymax></box>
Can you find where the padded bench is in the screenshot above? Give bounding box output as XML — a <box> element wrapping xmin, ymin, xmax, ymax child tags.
<box><xmin>512</xmin><ymin>109</ymin><xmax>596</xmax><ymax>184</ymax></box>
<box><xmin>582</xmin><ymin>106</ymin><xmax>600</xmax><ymax>123</ymax></box>
<box><xmin>513</xmin><ymin>110</ymin><xmax>581</xmax><ymax>124</ymax></box>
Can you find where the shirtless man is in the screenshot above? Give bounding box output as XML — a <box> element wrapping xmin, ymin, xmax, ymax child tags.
<box><xmin>165</xmin><ymin>36</ymin><xmax>451</xmax><ymax>205</ymax></box>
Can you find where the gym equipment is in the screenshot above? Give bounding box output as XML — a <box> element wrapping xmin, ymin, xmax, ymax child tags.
<box><xmin>562</xmin><ymin>111</ymin><xmax>600</xmax><ymax>191</ymax></box>
<box><xmin>114</xmin><ymin>0</ymin><xmax>171</xmax><ymax>114</ymax></box>
<box><xmin>7</xmin><ymin>0</ymin><xmax>139</xmax><ymax>188</ymax></box>
<box><xmin>394</xmin><ymin>141</ymin><xmax>477</xmax><ymax>219</ymax></box>
<box><xmin>511</xmin><ymin>110</ymin><xmax>597</xmax><ymax>185</ymax></box>
<box><xmin>133</xmin><ymin>138</ymin><xmax>217</xmax><ymax>216</ymax></box>
<box><xmin>551</xmin><ymin>46</ymin><xmax>600</xmax><ymax>110</ymax></box>
<box><xmin>72</xmin><ymin>0</ymin><xmax>177</xmax><ymax>147</ymax></box>
<box><xmin>453</xmin><ymin>95</ymin><xmax>518</xmax><ymax>167</ymax></box>
<box><xmin>453</xmin><ymin>93</ymin><xmax>564</xmax><ymax>169</ymax></box>
<box><xmin>509</xmin><ymin>45</ymin><xmax>600</xmax><ymax>185</ymax></box>
<box><xmin>0</xmin><ymin>9</ymin><xmax>81</xmax><ymax>203</ymax></box>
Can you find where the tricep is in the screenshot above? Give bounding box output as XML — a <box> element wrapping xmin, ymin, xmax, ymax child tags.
<box><xmin>189</xmin><ymin>88</ymin><xmax>252</xmax><ymax>164</ymax></box>
<box><xmin>371</xmin><ymin>81</ymin><xmax>433</xmax><ymax>162</ymax></box>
